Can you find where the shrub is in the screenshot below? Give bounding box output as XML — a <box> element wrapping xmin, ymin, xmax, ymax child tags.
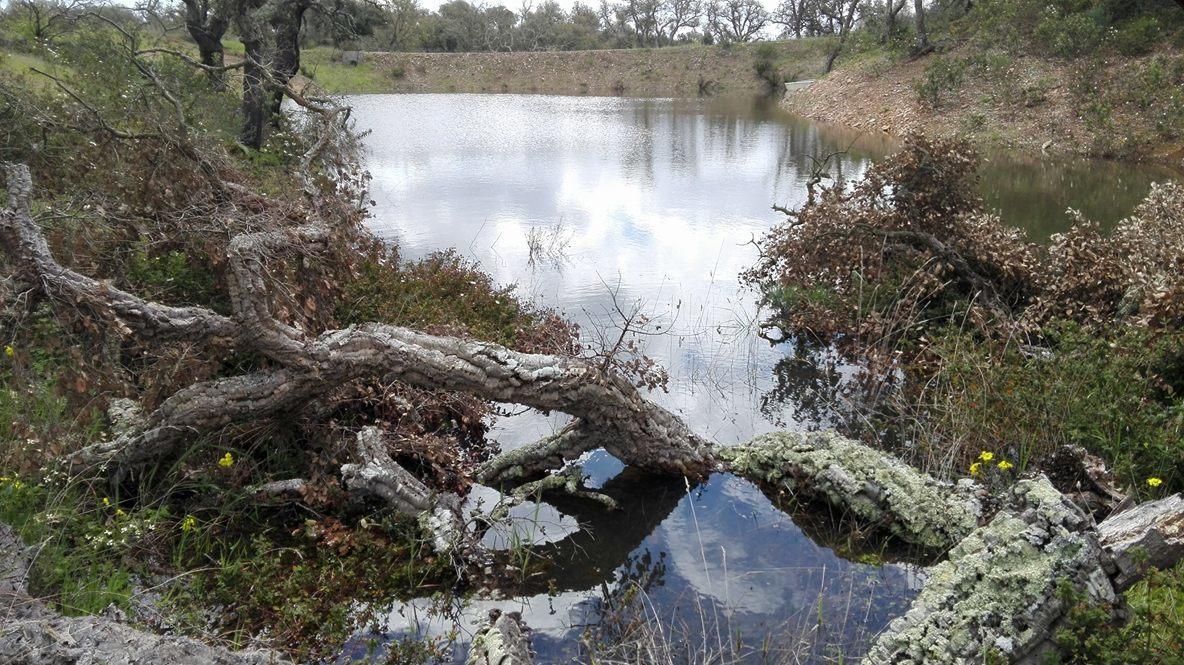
<box><xmin>337</xmin><ymin>247</ymin><xmax>578</xmax><ymax>355</ymax></box>
<box><xmin>748</xmin><ymin>137</ymin><xmax>1184</xmax><ymax>494</ymax></box>
<box><xmin>1035</xmin><ymin>10</ymin><xmax>1109</xmax><ymax>58</ymax></box>
<box><xmin>1114</xmin><ymin>15</ymin><xmax>1161</xmax><ymax>55</ymax></box>
<box><xmin>899</xmin><ymin>323</ymin><xmax>1184</xmax><ymax>490</ymax></box>
<box><xmin>1052</xmin><ymin>562</ymin><xmax>1184</xmax><ymax>663</ymax></box>
<box><xmin>915</xmin><ymin>55</ymin><xmax>968</xmax><ymax>108</ymax></box>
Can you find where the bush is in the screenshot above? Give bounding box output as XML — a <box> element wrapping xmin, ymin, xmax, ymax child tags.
<box><xmin>747</xmin><ymin>137</ymin><xmax>1184</xmax><ymax>494</ymax></box>
<box><xmin>1114</xmin><ymin>15</ymin><xmax>1161</xmax><ymax>55</ymax></box>
<box><xmin>915</xmin><ymin>55</ymin><xmax>968</xmax><ymax>108</ymax></box>
<box><xmin>1035</xmin><ymin>10</ymin><xmax>1109</xmax><ymax>58</ymax></box>
<box><xmin>1052</xmin><ymin>562</ymin><xmax>1184</xmax><ymax>663</ymax></box>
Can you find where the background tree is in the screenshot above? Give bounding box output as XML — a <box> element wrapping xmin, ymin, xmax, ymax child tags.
<box><xmin>882</xmin><ymin>0</ymin><xmax>905</xmax><ymax>42</ymax></box>
<box><xmin>773</xmin><ymin>0</ymin><xmax>812</xmax><ymax>37</ymax></box>
<box><xmin>660</xmin><ymin>0</ymin><xmax>702</xmax><ymax>42</ymax></box>
<box><xmin>10</xmin><ymin>0</ymin><xmax>82</xmax><ymax>45</ymax></box>
<box><xmin>376</xmin><ymin>0</ymin><xmax>424</xmax><ymax>50</ymax></box>
<box><xmin>180</xmin><ymin>0</ymin><xmax>229</xmax><ymax>87</ymax></box>
<box><xmin>913</xmin><ymin>0</ymin><xmax>928</xmax><ymax>52</ymax></box>
<box><xmin>706</xmin><ymin>0</ymin><xmax>768</xmax><ymax>42</ymax></box>
<box><xmin>819</xmin><ymin>0</ymin><xmax>862</xmax><ymax>71</ymax></box>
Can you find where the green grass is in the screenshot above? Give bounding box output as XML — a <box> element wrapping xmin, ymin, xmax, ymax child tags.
<box><xmin>0</xmin><ymin>49</ymin><xmax>65</xmax><ymax>91</ymax></box>
<box><xmin>299</xmin><ymin>46</ymin><xmax>393</xmax><ymax>94</ymax></box>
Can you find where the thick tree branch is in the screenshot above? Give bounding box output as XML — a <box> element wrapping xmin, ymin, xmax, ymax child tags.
<box><xmin>1</xmin><ymin>164</ymin><xmax>240</xmax><ymax>345</ymax></box>
<box><xmin>3</xmin><ymin>163</ymin><xmax>714</xmax><ymax>482</ymax></box>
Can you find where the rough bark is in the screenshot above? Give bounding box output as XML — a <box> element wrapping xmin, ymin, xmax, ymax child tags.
<box><xmin>720</xmin><ymin>431</ymin><xmax>984</xmax><ymax>552</ymax></box>
<box><xmin>865</xmin><ymin>480</ymin><xmax>1184</xmax><ymax>664</ymax></box>
<box><xmin>465</xmin><ymin>610</ymin><xmax>533</xmax><ymax>665</ymax></box>
<box><xmin>0</xmin><ymin>524</ymin><xmax>288</xmax><ymax>665</ymax></box>
<box><xmin>341</xmin><ymin>427</ymin><xmax>467</xmax><ymax>553</ymax></box>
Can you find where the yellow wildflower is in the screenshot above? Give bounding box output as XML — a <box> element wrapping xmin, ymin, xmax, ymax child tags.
<box><xmin>218</xmin><ymin>452</ymin><xmax>234</xmax><ymax>468</ymax></box>
<box><xmin>979</xmin><ymin>451</ymin><xmax>994</xmax><ymax>462</ymax></box>
<box><xmin>181</xmin><ymin>515</ymin><xmax>197</xmax><ymax>533</ymax></box>
<box><xmin>970</xmin><ymin>462</ymin><xmax>982</xmax><ymax>475</ymax></box>
<box><xmin>115</xmin><ymin>508</ymin><xmax>126</xmax><ymax>518</ymax></box>
<box><xmin>997</xmin><ymin>460</ymin><xmax>1014</xmax><ymax>471</ymax></box>
<box><xmin>4</xmin><ymin>345</ymin><xmax>13</xmax><ymax>358</ymax></box>
<box><xmin>102</xmin><ymin>497</ymin><xmax>111</xmax><ymax>507</ymax></box>
<box><xmin>1148</xmin><ymin>477</ymin><xmax>1163</xmax><ymax>488</ymax></box>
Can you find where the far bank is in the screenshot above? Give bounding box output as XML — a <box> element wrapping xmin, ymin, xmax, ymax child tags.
<box><xmin>297</xmin><ymin>41</ymin><xmax>828</xmax><ymax>97</ymax></box>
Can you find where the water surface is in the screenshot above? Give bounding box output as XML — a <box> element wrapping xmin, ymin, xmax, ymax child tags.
<box><xmin>346</xmin><ymin>93</ymin><xmax>1174</xmax><ymax>662</ymax></box>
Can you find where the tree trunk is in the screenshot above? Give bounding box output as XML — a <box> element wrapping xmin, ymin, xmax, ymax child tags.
<box><xmin>181</xmin><ymin>2</ymin><xmax>230</xmax><ymax>88</ymax></box>
<box><xmin>913</xmin><ymin>0</ymin><xmax>929</xmax><ymax>52</ymax></box>
<box><xmin>239</xmin><ymin>36</ymin><xmax>268</xmax><ymax>149</ymax></box>
<box><xmin>266</xmin><ymin>0</ymin><xmax>310</xmax><ymax>128</ymax></box>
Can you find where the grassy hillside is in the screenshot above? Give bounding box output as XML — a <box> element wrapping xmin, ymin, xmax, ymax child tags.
<box><xmin>299</xmin><ymin>41</ymin><xmax>830</xmax><ymax>97</ymax></box>
<box><xmin>784</xmin><ymin>0</ymin><xmax>1184</xmax><ymax>166</ymax></box>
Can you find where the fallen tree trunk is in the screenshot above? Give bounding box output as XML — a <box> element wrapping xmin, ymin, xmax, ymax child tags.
<box><xmin>719</xmin><ymin>431</ymin><xmax>984</xmax><ymax>552</ymax></box>
<box><xmin>0</xmin><ymin>163</ymin><xmax>714</xmax><ymax>485</ymax></box>
<box><xmin>865</xmin><ymin>480</ymin><xmax>1184</xmax><ymax>664</ymax></box>
<box><xmin>0</xmin><ymin>524</ymin><xmax>288</xmax><ymax>665</ymax></box>
<box><xmin>464</xmin><ymin>610</ymin><xmax>534</xmax><ymax>665</ymax></box>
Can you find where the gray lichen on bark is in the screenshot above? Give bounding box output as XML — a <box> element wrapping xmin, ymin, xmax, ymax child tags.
<box><xmin>464</xmin><ymin>610</ymin><xmax>533</xmax><ymax>665</ymax></box>
<box><xmin>342</xmin><ymin>427</ymin><xmax>467</xmax><ymax>553</ymax></box>
<box><xmin>864</xmin><ymin>477</ymin><xmax>1115</xmax><ymax>664</ymax></box>
<box><xmin>720</xmin><ymin>431</ymin><xmax>983</xmax><ymax>551</ymax></box>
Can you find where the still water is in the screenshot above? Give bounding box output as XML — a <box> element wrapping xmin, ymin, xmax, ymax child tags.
<box><xmin>343</xmin><ymin>93</ymin><xmax>1175</xmax><ymax>662</ymax></box>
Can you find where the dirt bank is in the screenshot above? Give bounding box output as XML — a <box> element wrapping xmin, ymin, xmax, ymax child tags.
<box><xmin>302</xmin><ymin>42</ymin><xmax>828</xmax><ymax>97</ymax></box>
<box><xmin>782</xmin><ymin>46</ymin><xmax>1184</xmax><ymax>168</ymax></box>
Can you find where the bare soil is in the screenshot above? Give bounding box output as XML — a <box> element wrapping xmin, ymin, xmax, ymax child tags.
<box><xmin>783</xmin><ymin>46</ymin><xmax>1184</xmax><ymax>168</ymax></box>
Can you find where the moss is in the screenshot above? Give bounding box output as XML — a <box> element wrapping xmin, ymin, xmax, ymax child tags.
<box><xmin>721</xmin><ymin>431</ymin><xmax>981</xmax><ymax>552</ymax></box>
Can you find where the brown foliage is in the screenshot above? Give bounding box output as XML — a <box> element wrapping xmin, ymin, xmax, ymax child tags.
<box><xmin>746</xmin><ymin>134</ymin><xmax>1184</xmax><ymax>354</ymax></box>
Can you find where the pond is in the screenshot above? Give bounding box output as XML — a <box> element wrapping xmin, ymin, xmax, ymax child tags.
<box><xmin>343</xmin><ymin>93</ymin><xmax>1175</xmax><ymax>663</ymax></box>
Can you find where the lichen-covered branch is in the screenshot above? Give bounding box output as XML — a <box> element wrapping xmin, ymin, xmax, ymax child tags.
<box><xmin>342</xmin><ymin>427</ymin><xmax>466</xmax><ymax>553</ymax></box>
<box><xmin>2</xmin><ymin>163</ymin><xmax>712</xmax><ymax>480</ymax></box>
<box><xmin>1</xmin><ymin>163</ymin><xmax>240</xmax><ymax>345</ymax></box>
<box><xmin>865</xmin><ymin>480</ymin><xmax>1184</xmax><ymax>664</ymax></box>
<box><xmin>719</xmin><ymin>431</ymin><xmax>983</xmax><ymax>551</ymax></box>
<box><xmin>465</xmin><ymin>610</ymin><xmax>533</xmax><ymax>665</ymax></box>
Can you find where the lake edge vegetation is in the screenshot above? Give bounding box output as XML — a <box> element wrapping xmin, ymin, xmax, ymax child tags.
<box><xmin>745</xmin><ymin>133</ymin><xmax>1184</xmax><ymax>662</ymax></box>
